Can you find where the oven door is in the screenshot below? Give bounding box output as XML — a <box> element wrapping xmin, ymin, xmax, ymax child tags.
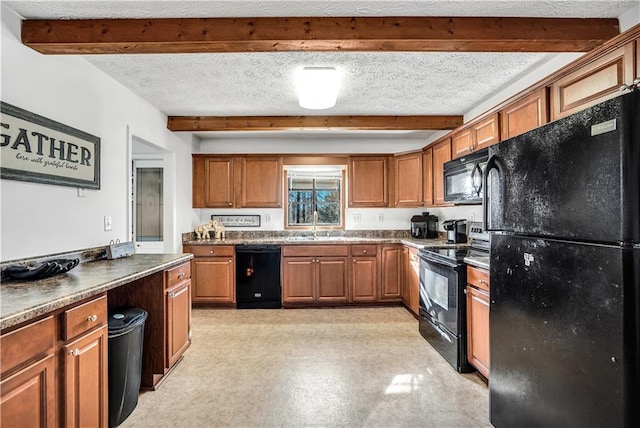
<box><xmin>418</xmin><ymin>253</ymin><xmax>465</xmax><ymax>335</ymax></box>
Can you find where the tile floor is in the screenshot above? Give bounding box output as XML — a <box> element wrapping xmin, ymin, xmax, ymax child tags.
<box><xmin>121</xmin><ymin>307</ymin><xmax>490</xmax><ymax>427</ymax></box>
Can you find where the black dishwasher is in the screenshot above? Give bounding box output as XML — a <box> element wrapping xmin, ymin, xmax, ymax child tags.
<box><xmin>235</xmin><ymin>245</ymin><xmax>282</xmax><ymax>309</ymax></box>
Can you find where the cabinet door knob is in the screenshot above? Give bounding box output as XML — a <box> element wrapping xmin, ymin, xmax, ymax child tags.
<box><xmin>178</xmin><ymin>272</ymin><xmax>185</xmax><ymax>279</ymax></box>
<box><xmin>169</xmin><ymin>291</ymin><xmax>177</xmax><ymax>298</ymax></box>
<box><xmin>210</xmin><ymin>250</ymin><xmax>214</xmax><ymax>254</ymax></box>
<box><xmin>353</xmin><ymin>259</ymin><xmax>356</xmax><ymax>263</ymax></box>
<box><xmin>228</xmin><ymin>259</ymin><xmax>232</xmax><ymax>263</ymax></box>
<box><xmin>70</xmin><ymin>348</ymin><xmax>80</xmax><ymax>356</ymax></box>
<box><xmin>228</xmin><ymin>202</ymin><xmax>232</xmax><ymax>206</ymax></box>
<box><xmin>87</xmin><ymin>314</ymin><xmax>98</xmax><ymax>322</ymax></box>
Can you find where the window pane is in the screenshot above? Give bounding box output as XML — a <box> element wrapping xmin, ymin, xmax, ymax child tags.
<box><xmin>286</xmin><ymin>171</ymin><xmax>342</xmax><ymax>227</ymax></box>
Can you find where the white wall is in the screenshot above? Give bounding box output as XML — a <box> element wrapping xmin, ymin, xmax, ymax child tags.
<box><xmin>0</xmin><ymin>5</ymin><xmax>195</xmax><ymax>260</ymax></box>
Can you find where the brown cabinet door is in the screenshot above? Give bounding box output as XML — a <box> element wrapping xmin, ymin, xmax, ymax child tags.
<box><xmin>351</xmin><ymin>257</ymin><xmax>378</xmax><ymax>302</ymax></box>
<box><xmin>348</xmin><ymin>156</ymin><xmax>389</xmax><ymax>207</ymax></box>
<box><xmin>467</xmin><ymin>285</ymin><xmax>490</xmax><ymax>378</ymax></box>
<box><xmin>551</xmin><ymin>43</ymin><xmax>635</xmax><ymax>120</ymax></box>
<box><xmin>473</xmin><ymin>113</ymin><xmax>500</xmax><ymax>150</ymax></box>
<box><xmin>393</xmin><ymin>152</ymin><xmax>423</xmax><ymax>207</ymax></box>
<box><xmin>380</xmin><ymin>245</ymin><xmax>402</xmax><ymax>300</ymax></box>
<box><xmin>1</xmin><ymin>353</ymin><xmax>56</xmax><ymax>428</ymax></box>
<box><xmin>408</xmin><ymin>248</ymin><xmax>420</xmax><ymax>316</ymax></box>
<box><xmin>191</xmin><ymin>257</ymin><xmax>235</xmax><ymax>303</ymax></box>
<box><xmin>400</xmin><ymin>247</ymin><xmax>410</xmax><ymax>304</ymax></box>
<box><xmin>316</xmin><ymin>257</ymin><xmax>349</xmax><ymax>303</ymax></box>
<box><xmin>282</xmin><ymin>257</ymin><xmax>316</xmax><ymax>303</ymax></box>
<box><xmin>240</xmin><ymin>156</ymin><xmax>282</xmax><ymax>208</ymax></box>
<box><xmin>452</xmin><ymin>128</ymin><xmax>473</xmax><ymax>157</ymax></box>
<box><xmin>500</xmin><ymin>87</ymin><xmax>549</xmax><ymax>140</ymax></box>
<box><xmin>204</xmin><ymin>157</ymin><xmax>234</xmax><ymax>207</ymax></box>
<box><xmin>636</xmin><ymin>39</ymin><xmax>640</xmax><ymax>79</ymax></box>
<box><xmin>432</xmin><ymin>139</ymin><xmax>452</xmax><ymax>206</ymax></box>
<box><xmin>63</xmin><ymin>326</ymin><xmax>108</xmax><ymax>428</ymax></box>
<box><xmin>422</xmin><ymin>149</ymin><xmax>434</xmax><ymax>207</ymax></box>
<box><xmin>166</xmin><ymin>281</ymin><xmax>191</xmax><ymax>368</ymax></box>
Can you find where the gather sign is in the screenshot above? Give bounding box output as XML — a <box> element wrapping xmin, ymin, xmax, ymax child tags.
<box><xmin>1</xmin><ymin>102</ymin><xmax>100</xmax><ymax>189</ymax></box>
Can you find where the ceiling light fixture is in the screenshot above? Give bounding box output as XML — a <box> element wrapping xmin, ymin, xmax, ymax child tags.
<box><xmin>296</xmin><ymin>67</ymin><xmax>341</xmax><ymax>110</ymax></box>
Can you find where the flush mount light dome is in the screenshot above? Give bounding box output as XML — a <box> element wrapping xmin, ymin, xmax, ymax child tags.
<box><xmin>296</xmin><ymin>67</ymin><xmax>341</xmax><ymax>110</ymax></box>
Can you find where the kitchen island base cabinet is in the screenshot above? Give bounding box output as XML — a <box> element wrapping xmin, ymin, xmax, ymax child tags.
<box><xmin>63</xmin><ymin>326</ymin><xmax>108</xmax><ymax>428</ymax></box>
<box><xmin>1</xmin><ymin>352</ymin><xmax>56</xmax><ymax>428</ymax></box>
<box><xmin>107</xmin><ymin>262</ymin><xmax>192</xmax><ymax>390</ymax></box>
<box><xmin>1</xmin><ymin>296</ymin><xmax>108</xmax><ymax>428</ymax></box>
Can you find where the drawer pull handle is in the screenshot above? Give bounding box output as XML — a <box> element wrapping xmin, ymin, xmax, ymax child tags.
<box><xmin>210</xmin><ymin>250</ymin><xmax>214</xmax><ymax>254</ymax></box>
<box><xmin>363</xmin><ymin>250</ymin><xmax>367</xmax><ymax>254</ymax></box>
<box><xmin>169</xmin><ymin>292</ymin><xmax>176</xmax><ymax>299</ymax></box>
<box><xmin>70</xmin><ymin>348</ymin><xmax>80</xmax><ymax>357</ymax></box>
<box><xmin>178</xmin><ymin>272</ymin><xmax>185</xmax><ymax>279</ymax></box>
<box><xmin>87</xmin><ymin>314</ymin><xmax>98</xmax><ymax>322</ymax></box>
<box><xmin>479</xmin><ymin>279</ymin><xmax>487</xmax><ymax>285</ymax></box>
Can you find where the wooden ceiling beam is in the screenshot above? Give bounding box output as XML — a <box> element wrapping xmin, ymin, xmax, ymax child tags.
<box><xmin>167</xmin><ymin>115</ymin><xmax>464</xmax><ymax>132</ymax></box>
<box><xmin>22</xmin><ymin>17</ymin><xmax>619</xmax><ymax>54</ymax></box>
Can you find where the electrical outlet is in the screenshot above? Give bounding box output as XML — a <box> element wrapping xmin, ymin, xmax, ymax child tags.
<box><xmin>265</xmin><ymin>214</ymin><xmax>272</xmax><ymax>223</ymax></box>
<box><xmin>104</xmin><ymin>216</ymin><xmax>112</xmax><ymax>231</ymax></box>
<box><xmin>377</xmin><ymin>213</ymin><xmax>384</xmax><ymax>222</ymax></box>
<box><xmin>353</xmin><ymin>213</ymin><xmax>361</xmax><ymax>222</ymax></box>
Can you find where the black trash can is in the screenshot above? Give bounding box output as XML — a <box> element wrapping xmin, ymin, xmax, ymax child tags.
<box><xmin>108</xmin><ymin>307</ymin><xmax>148</xmax><ymax>427</ymax></box>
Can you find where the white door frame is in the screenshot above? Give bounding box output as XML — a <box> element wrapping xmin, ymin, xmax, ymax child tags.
<box><xmin>126</xmin><ymin>127</ymin><xmax>176</xmax><ymax>254</ymax></box>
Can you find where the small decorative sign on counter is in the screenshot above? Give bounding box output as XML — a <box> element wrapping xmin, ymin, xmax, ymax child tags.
<box><xmin>211</xmin><ymin>214</ymin><xmax>261</xmax><ymax>227</ymax></box>
<box><xmin>1</xmin><ymin>102</ymin><xmax>101</xmax><ymax>189</ymax></box>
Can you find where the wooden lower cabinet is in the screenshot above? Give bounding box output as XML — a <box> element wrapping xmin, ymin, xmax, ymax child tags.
<box><xmin>380</xmin><ymin>245</ymin><xmax>402</xmax><ymax>301</ymax></box>
<box><xmin>1</xmin><ymin>296</ymin><xmax>108</xmax><ymax>428</ymax></box>
<box><xmin>316</xmin><ymin>258</ymin><xmax>349</xmax><ymax>303</ymax></box>
<box><xmin>466</xmin><ymin>266</ymin><xmax>490</xmax><ymax>378</ymax></box>
<box><xmin>1</xmin><ymin>352</ymin><xmax>56</xmax><ymax>428</ymax></box>
<box><xmin>63</xmin><ymin>326</ymin><xmax>108</xmax><ymax>428</ymax></box>
<box><xmin>282</xmin><ymin>257</ymin><xmax>316</xmax><ymax>302</ymax></box>
<box><xmin>351</xmin><ymin>256</ymin><xmax>378</xmax><ymax>302</ymax></box>
<box><xmin>185</xmin><ymin>245</ymin><xmax>235</xmax><ymax>304</ymax></box>
<box><xmin>400</xmin><ymin>246</ymin><xmax>420</xmax><ymax>316</ymax></box>
<box><xmin>166</xmin><ymin>280</ymin><xmax>191</xmax><ymax>368</ymax></box>
<box><xmin>282</xmin><ymin>254</ymin><xmax>348</xmax><ymax>305</ymax></box>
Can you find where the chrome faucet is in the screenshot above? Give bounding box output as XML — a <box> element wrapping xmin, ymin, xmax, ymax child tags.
<box><xmin>312</xmin><ymin>210</ymin><xmax>318</xmax><ymax>238</ymax></box>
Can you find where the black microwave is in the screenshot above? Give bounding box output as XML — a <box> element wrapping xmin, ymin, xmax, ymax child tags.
<box><xmin>443</xmin><ymin>148</ymin><xmax>489</xmax><ymax>204</ymax></box>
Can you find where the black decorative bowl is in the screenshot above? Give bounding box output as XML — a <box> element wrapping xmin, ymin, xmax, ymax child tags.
<box><xmin>2</xmin><ymin>258</ymin><xmax>79</xmax><ymax>281</ymax></box>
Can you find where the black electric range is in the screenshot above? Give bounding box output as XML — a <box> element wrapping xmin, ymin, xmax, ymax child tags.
<box><xmin>417</xmin><ymin>222</ymin><xmax>488</xmax><ymax>372</ymax></box>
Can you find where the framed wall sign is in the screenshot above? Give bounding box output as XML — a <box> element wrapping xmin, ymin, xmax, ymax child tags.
<box><xmin>1</xmin><ymin>102</ymin><xmax>101</xmax><ymax>189</ymax></box>
<box><xmin>211</xmin><ymin>215</ymin><xmax>261</xmax><ymax>227</ymax></box>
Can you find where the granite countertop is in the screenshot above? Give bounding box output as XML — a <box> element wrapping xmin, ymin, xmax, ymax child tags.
<box><xmin>464</xmin><ymin>256</ymin><xmax>490</xmax><ymax>270</ymax></box>
<box><xmin>183</xmin><ymin>236</ymin><xmax>452</xmax><ymax>249</ymax></box>
<box><xmin>0</xmin><ymin>253</ymin><xmax>193</xmax><ymax>330</ymax></box>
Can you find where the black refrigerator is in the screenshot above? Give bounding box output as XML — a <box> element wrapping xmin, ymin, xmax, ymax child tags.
<box><xmin>483</xmin><ymin>90</ymin><xmax>639</xmax><ymax>427</ymax></box>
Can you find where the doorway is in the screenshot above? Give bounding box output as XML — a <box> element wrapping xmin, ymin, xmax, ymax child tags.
<box><xmin>133</xmin><ymin>159</ymin><xmax>165</xmax><ymax>253</ymax></box>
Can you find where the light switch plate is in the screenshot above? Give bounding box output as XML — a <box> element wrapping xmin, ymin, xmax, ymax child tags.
<box><xmin>104</xmin><ymin>216</ymin><xmax>112</xmax><ymax>231</ymax></box>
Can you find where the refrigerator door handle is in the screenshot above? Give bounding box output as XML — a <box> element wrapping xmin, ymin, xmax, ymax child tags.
<box><xmin>483</xmin><ymin>154</ymin><xmax>502</xmax><ymax>231</ymax></box>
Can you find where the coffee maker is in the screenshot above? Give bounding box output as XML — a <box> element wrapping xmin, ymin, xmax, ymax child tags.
<box><xmin>410</xmin><ymin>212</ymin><xmax>439</xmax><ymax>239</ymax></box>
<box><xmin>442</xmin><ymin>219</ymin><xmax>468</xmax><ymax>243</ymax></box>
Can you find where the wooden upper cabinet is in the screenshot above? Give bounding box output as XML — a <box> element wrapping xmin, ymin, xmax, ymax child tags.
<box><xmin>239</xmin><ymin>156</ymin><xmax>282</xmax><ymax>208</ymax></box>
<box><xmin>452</xmin><ymin>113</ymin><xmax>499</xmax><ymax>157</ymax></box>
<box><xmin>422</xmin><ymin>148</ymin><xmax>434</xmax><ymax>207</ymax></box>
<box><xmin>636</xmin><ymin>39</ymin><xmax>639</xmax><ymax>79</ymax></box>
<box><xmin>550</xmin><ymin>43</ymin><xmax>635</xmax><ymax>120</ymax></box>
<box><xmin>348</xmin><ymin>156</ymin><xmax>389</xmax><ymax>207</ymax></box>
<box><xmin>432</xmin><ymin>138</ymin><xmax>452</xmax><ymax>206</ymax></box>
<box><xmin>393</xmin><ymin>151</ymin><xmax>423</xmax><ymax>207</ymax></box>
<box><xmin>452</xmin><ymin>128</ymin><xmax>474</xmax><ymax>158</ymax></box>
<box><xmin>500</xmin><ymin>87</ymin><xmax>549</xmax><ymax>140</ymax></box>
<box><xmin>192</xmin><ymin>156</ymin><xmax>234</xmax><ymax>208</ymax></box>
<box><xmin>473</xmin><ymin>113</ymin><xmax>500</xmax><ymax>150</ymax></box>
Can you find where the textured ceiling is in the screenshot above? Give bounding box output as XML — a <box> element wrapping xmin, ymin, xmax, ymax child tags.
<box><xmin>5</xmin><ymin>1</ymin><xmax>639</xmax><ymax>141</ymax></box>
